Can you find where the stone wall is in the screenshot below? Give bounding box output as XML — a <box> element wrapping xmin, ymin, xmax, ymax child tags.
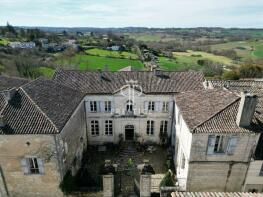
<box><xmin>0</xmin><ymin>135</ymin><xmax>63</xmax><ymax>197</ymax></box>
<box><xmin>187</xmin><ymin>162</ymin><xmax>248</xmax><ymax>192</ymax></box>
<box><xmin>59</xmin><ymin>100</ymin><xmax>87</xmax><ymax>176</ymax></box>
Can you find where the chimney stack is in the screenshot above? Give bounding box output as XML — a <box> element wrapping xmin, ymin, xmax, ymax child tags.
<box><xmin>236</xmin><ymin>92</ymin><xmax>258</xmax><ymax>127</ymax></box>
<box><xmin>0</xmin><ymin>115</ymin><xmax>6</xmax><ymax>128</ymax></box>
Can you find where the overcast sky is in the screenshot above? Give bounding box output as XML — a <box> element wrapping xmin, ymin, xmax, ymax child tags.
<box><xmin>0</xmin><ymin>0</ymin><xmax>262</xmax><ymax>28</ymax></box>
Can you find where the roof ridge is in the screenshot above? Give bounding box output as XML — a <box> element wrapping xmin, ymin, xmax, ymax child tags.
<box><xmin>19</xmin><ymin>87</ymin><xmax>60</xmax><ymax>133</ymax></box>
<box><xmin>192</xmin><ymin>97</ymin><xmax>240</xmax><ymax>133</ymax></box>
<box><xmin>0</xmin><ymin>75</ymin><xmax>30</xmax><ymax>81</ymax></box>
<box><xmin>54</xmin><ymin>68</ymin><xmax>203</xmax><ymax>74</ymax></box>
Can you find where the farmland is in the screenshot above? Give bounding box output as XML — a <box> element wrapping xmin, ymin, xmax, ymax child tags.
<box><xmin>211</xmin><ymin>40</ymin><xmax>263</xmax><ymax>61</ymax></box>
<box><xmin>56</xmin><ymin>54</ymin><xmax>144</xmax><ymax>71</ymax></box>
<box><xmin>85</xmin><ymin>48</ymin><xmax>139</xmax><ymax>60</ymax></box>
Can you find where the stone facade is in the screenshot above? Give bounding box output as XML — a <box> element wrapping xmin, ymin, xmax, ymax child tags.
<box><xmin>85</xmin><ymin>89</ymin><xmax>174</xmax><ymax>145</ymax></box>
<box><xmin>0</xmin><ymin>101</ymin><xmax>87</xmax><ymax>197</ymax></box>
<box><xmin>174</xmin><ymin>103</ymin><xmax>261</xmax><ymax>192</ymax></box>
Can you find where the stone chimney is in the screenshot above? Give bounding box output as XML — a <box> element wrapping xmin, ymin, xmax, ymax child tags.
<box><xmin>236</xmin><ymin>92</ymin><xmax>258</xmax><ymax>127</ymax></box>
<box><xmin>0</xmin><ymin>115</ymin><xmax>6</xmax><ymax>128</ymax></box>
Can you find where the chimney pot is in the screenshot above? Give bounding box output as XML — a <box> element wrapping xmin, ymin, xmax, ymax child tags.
<box><xmin>236</xmin><ymin>92</ymin><xmax>258</xmax><ymax>127</ymax></box>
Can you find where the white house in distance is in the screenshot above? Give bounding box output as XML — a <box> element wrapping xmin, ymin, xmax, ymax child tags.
<box><xmin>9</xmin><ymin>41</ymin><xmax>36</xmax><ymax>49</ymax></box>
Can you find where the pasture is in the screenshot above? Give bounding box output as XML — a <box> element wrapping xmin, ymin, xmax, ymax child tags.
<box><xmin>85</xmin><ymin>48</ymin><xmax>139</xmax><ymax>59</ymax></box>
<box><xmin>56</xmin><ymin>54</ymin><xmax>144</xmax><ymax>71</ymax></box>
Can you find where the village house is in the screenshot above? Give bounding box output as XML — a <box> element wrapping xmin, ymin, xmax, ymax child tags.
<box><xmin>174</xmin><ymin>88</ymin><xmax>262</xmax><ymax>192</ymax></box>
<box><xmin>8</xmin><ymin>41</ymin><xmax>36</xmax><ymax>49</ymax></box>
<box><xmin>210</xmin><ymin>80</ymin><xmax>263</xmax><ymax>192</ymax></box>
<box><xmin>0</xmin><ymin>77</ymin><xmax>87</xmax><ymax>197</ymax></box>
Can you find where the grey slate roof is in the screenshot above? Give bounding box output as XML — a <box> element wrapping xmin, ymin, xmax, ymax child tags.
<box><xmin>0</xmin><ymin>75</ymin><xmax>30</xmax><ymax>91</ymax></box>
<box><xmin>175</xmin><ymin>89</ymin><xmax>262</xmax><ymax>134</ymax></box>
<box><xmin>0</xmin><ymin>78</ymin><xmax>84</xmax><ymax>135</ymax></box>
<box><xmin>52</xmin><ymin>69</ymin><xmax>205</xmax><ymax>94</ymax></box>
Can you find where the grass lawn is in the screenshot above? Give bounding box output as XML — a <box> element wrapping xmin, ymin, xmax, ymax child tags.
<box><xmin>158</xmin><ymin>56</ymin><xmax>200</xmax><ymax>71</ymax></box>
<box><xmin>0</xmin><ymin>38</ymin><xmax>9</xmax><ymax>46</ymax></box>
<box><xmin>253</xmin><ymin>44</ymin><xmax>263</xmax><ymax>58</ymax></box>
<box><xmin>56</xmin><ymin>54</ymin><xmax>144</xmax><ymax>71</ymax></box>
<box><xmin>85</xmin><ymin>48</ymin><xmax>139</xmax><ymax>60</ymax></box>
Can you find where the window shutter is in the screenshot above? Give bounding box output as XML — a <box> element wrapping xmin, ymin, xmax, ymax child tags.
<box><xmin>96</xmin><ymin>101</ymin><xmax>101</xmax><ymax>112</ymax></box>
<box><xmin>168</xmin><ymin>101</ymin><xmax>173</xmax><ymax>113</ymax></box>
<box><xmin>100</xmin><ymin>101</ymin><xmax>105</xmax><ymax>112</ymax></box>
<box><xmin>37</xmin><ymin>158</ymin><xmax>45</xmax><ymax>174</ymax></box>
<box><xmin>86</xmin><ymin>101</ymin><xmax>91</xmax><ymax>112</ymax></box>
<box><xmin>227</xmin><ymin>136</ymin><xmax>238</xmax><ymax>155</ymax></box>
<box><xmin>207</xmin><ymin>135</ymin><xmax>216</xmax><ymax>155</ymax></box>
<box><xmin>21</xmin><ymin>158</ymin><xmax>29</xmax><ymax>174</ymax></box>
<box><xmin>155</xmin><ymin>101</ymin><xmax>161</xmax><ymax>112</ymax></box>
<box><xmin>111</xmin><ymin>100</ymin><xmax>115</xmax><ymax>113</ymax></box>
<box><xmin>144</xmin><ymin>101</ymin><xmax>149</xmax><ymax>113</ymax></box>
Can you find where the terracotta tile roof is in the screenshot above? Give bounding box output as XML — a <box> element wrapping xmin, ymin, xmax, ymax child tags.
<box><xmin>210</xmin><ymin>80</ymin><xmax>263</xmax><ymax>115</ymax></box>
<box><xmin>52</xmin><ymin>69</ymin><xmax>205</xmax><ymax>94</ymax></box>
<box><xmin>0</xmin><ymin>75</ymin><xmax>30</xmax><ymax>91</ymax></box>
<box><xmin>171</xmin><ymin>192</ymin><xmax>263</xmax><ymax>197</ymax></box>
<box><xmin>175</xmin><ymin>89</ymin><xmax>262</xmax><ymax>134</ymax></box>
<box><xmin>22</xmin><ymin>78</ymin><xmax>84</xmax><ymax>131</ymax></box>
<box><xmin>0</xmin><ymin>78</ymin><xmax>84</xmax><ymax>135</ymax></box>
<box><xmin>0</xmin><ymin>92</ymin><xmax>7</xmax><ymax>112</ymax></box>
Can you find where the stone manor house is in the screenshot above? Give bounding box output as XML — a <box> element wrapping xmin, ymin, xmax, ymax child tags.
<box><xmin>0</xmin><ymin>70</ymin><xmax>262</xmax><ymax>196</ymax></box>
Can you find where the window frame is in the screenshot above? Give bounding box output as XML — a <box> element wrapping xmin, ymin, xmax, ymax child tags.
<box><xmin>27</xmin><ymin>157</ymin><xmax>40</xmax><ymax>174</ymax></box>
<box><xmin>160</xmin><ymin>120</ymin><xmax>168</xmax><ymax>134</ymax></box>
<box><xmin>105</xmin><ymin>120</ymin><xmax>113</xmax><ymax>136</ymax></box>
<box><xmin>104</xmin><ymin>101</ymin><xmax>112</xmax><ymax>112</ymax></box>
<box><xmin>91</xmin><ymin>120</ymin><xmax>99</xmax><ymax>136</ymax></box>
<box><xmin>90</xmin><ymin>101</ymin><xmax>97</xmax><ymax>112</ymax></box>
<box><xmin>148</xmin><ymin>101</ymin><xmax>155</xmax><ymax>111</ymax></box>
<box><xmin>214</xmin><ymin>135</ymin><xmax>226</xmax><ymax>153</ymax></box>
<box><xmin>147</xmin><ymin>120</ymin><xmax>154</xmax><ymax>135</ymax></box>
<box><xmin>162</xmin><ymin>102</ymin><xmax>169</xmax><ymax>112</ymax></box>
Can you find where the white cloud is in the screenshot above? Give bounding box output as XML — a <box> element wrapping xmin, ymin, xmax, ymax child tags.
<box><xmin>0</xmin><ymin>0</ymin><xmax>262</xmax><ymax>27</ymax></box>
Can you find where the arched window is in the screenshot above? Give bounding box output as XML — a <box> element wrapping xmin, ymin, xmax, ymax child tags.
<box><xmin>126</xmin><ymin>100</ymin><xmax>133</xmax><ymax>112</ymax></box>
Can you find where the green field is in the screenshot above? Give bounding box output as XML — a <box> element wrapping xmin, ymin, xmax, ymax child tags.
<box><xmin>173</xmin><ymin>50</ymin><xmax>236</xmax><ymax>66</ymax></box>
<box><xmin>56</xmin><ymin>54</ymin><xmax>144</xmax><ymax>71</ymax></box>
<box><xmin>0</xmin><ymin>38</ymin><xmax>9</xmax><ymax>46</ymax></box>
<box><xmin>211</xmin><ymin>40</ymin><xmax>263</xmax><ymax>60</ymax></box>
<box><xmin>85</xmin><ymin>48</ymin><xmax>139</xmax><ymax>59</ymax></box>
<box><xmin>126</xmin><ymin>33</ymin><xmax>178</xmax><ymax>42</ymax></box>
<box><xmin>158</xmin><ymin>49</ymin><xmax>239</xmax><ymax>71</ymax></box>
